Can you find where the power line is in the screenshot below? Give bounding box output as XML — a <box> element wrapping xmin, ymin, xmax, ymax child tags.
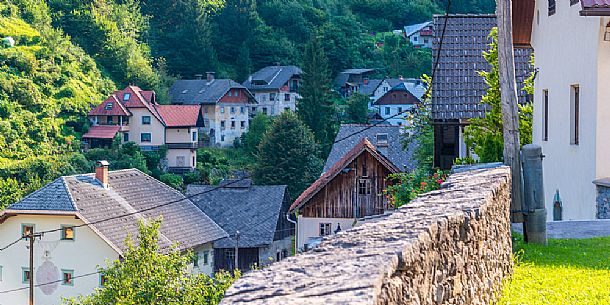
<box><xmin>333</xmin><ymin>0</ymin><xmax>453</xmax><ymax>144</ymax></box>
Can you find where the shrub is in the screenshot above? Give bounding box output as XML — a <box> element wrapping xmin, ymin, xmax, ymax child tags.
<box><xmin>385</xmin><ymin>169</ymin><xmax>448</xmax><ymax>207</ymax></box>
<box><xmin>159</xmin><ymin>173</ymin><xmax>183</xmax><ymax>190</ymax></box>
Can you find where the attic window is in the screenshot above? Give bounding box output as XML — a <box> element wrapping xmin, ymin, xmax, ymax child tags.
<box><xmin>376</xmin><ymin>133</ymin><xmax>389</xmax><ymax>147</ymax></box>
<box><xmin>104</xmin><ymin>103</ymin><xmax>113</xmax><ymax>110</ymax></box>
<box><xmin>123</xmin><ymin>93</ymin><xmax>131</xmax><ymax>101</ymax></box>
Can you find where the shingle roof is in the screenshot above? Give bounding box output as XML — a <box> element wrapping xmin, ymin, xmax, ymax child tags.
<box><xmin>373</xmin><ymin>83</ymin><xmax>422</xmax><ymax>105</ymax></box>
<box><xmin>155</xmin><ymin>105</ymin><xmax>204</xmax><ymax>127</ymax></box>
<box><xmin>342</xmin><ymin>69</ymin><xmax>375</xmax><ymax>74</ymax></box>
<box><xmin>360</xmin><ymin>79</ymin><xmax>382</xmax><ymax>96</ymax></box>
<box><xmin>404</xmin><ymin>21</ymin><xmax>433</xmax><ymax>37</ymax></box>
<box><xmin>431</xmin><ymin>15</ymin><xmax>533</xmax><ymax>120</ymax></box>
<box><xmin>82</xmin><ymin>125</ymin><xmax>121</xmax><ymax>139</ymax></box>
<box><xmin>291</xmin><ymin>138</ymin><xmax>400</xmax><ymax>212</ymax></box>
<box><xmin>243</xmin><ymin>66</ymin><xmax>302</xmax><ymax>91</ymax></box>
<box><xmin>187</xmin><ymin>181</ymin><xmax>288</xmax><ymax>249</ymax></box>
<box><xmin>169</xmin><ymin>79</ymin><xmax>250</xmax><ymax>105</ymax></box>
<box><xmin>324</xmin><ymin>124</ymin><xmax>417</xmax><ymax>173</ymax></box>
<box><xmin>5</xmin><ymin>169</ymin><xmax>227</xmax><ymax>254</ymax></box>
<box><xmin>89</xmin><ymin>95</ymin><xmax>130</xmax><ymax>116</ymax></box>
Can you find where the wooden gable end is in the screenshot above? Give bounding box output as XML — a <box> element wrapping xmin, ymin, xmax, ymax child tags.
<box><xmin>300</xmin><ymin>151</ymin><xmax>394</xmax><ymax>219</ymax></box>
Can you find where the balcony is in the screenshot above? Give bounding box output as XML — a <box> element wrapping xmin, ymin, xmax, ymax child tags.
<box><xmin>165</xmin><ymin>142</ymin><xmax>202</xmax><ymax>149</ymax></box>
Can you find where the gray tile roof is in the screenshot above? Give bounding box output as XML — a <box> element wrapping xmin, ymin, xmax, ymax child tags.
<box><xmin>7</xmin><ymin>169</ymin><xmax>227</xmax><ymax>254</ymax></box>
<box><xmin>187</xmin><ymin>182</ymin><xmax>289</xmax><ymax>249</ymax></box>
<box><xmin>431</xmin><ymin>14</ymin><xmax>533</xmax><ymax>120</ymax></box>
<box><xmin>360</xmin><ymin>79</ymin><xmax>382</xmax><ymax>96</ymax></box>
<box><xmin>243</xmin><ymin>66</ymin><xmax>301</xmax><ymax>91</ymax></box>
<box><xmin>169</xmin><ymin>79</ymin><xmax>248</xmax><ymax>105</ymax></box>
<box><xmin>404</xmin><ymin>21</ymin><xmax>433</xmax><ymax>37</ymax></box>
<box><xmin>324</xmin><ymin>124</ymin><xmax>417</xmax><ymax>173</ymax></box>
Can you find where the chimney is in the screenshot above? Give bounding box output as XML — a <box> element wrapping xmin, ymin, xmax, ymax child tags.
<box><xmin>95</xmin><ymin>160</ymin><xmax>109</xmax><ymax>188</ymax></box>
<box><xmin>398</xmin><ymin>75</ymin><xmax>404</xmax><ymax>81</ymax></box>
<box><xmin>206</xmin><ymin>72</ymin><xmax>215</xmax><ymax>83</ymax></box>
<box><xmin>194</xmin><ymin>74</ymin><xmax>203</xmax><ymax>80</ymax></box>
<box><xmin>363</xmin><ymin>78</ymin><xmax>369</xmax><ymax>85</ymax></box>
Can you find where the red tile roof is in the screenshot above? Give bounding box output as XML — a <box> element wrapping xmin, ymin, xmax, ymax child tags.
<box><xmin>289</xmin><ymin>138</ymin><xmax>400</xmax><ymax>212</ymax></box>
<box><xmin>155</xmin><ymin>105</ymin><xmax>204</xmax><ymax>127</ymax></box>
<box><xmin>88</xmin><ymin>95</ymin><xmax>131</xmax><ymax>116</ymax></box>
<box><xmin>112</xmin><ymin>86</ymin><xmax>165</xmax><ymax>125</ymax></box>
<box><xmin>82</xmin><ymin>125</ymin><xmax>121</xmax><ymax>139</ymax></box>
<box><xmin>580</xmin><ymin>0</ymin><xmax>610</xmax><ymax>15</ymax></box>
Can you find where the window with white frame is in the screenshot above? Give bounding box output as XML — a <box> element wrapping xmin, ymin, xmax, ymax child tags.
<box><xmin>319</xmin><ymin>223</ymin><xmax>331</xmax><ymax>236</ymax></box>
<box><xmin>543</xmin><ymin>89</ymin><xmax>549</xmax><ymax>141</ymax></box>
<box><xmin>61</xmin><ymin>225</ymin><xmax>75</xmax><ymax>241</ymax></box>
<box><xmin>62</xmin><ymin>270</ymin><xmax>74</xmax><ymax>286</ymax></box>
<box><xmin>385</xmin><ymin>107</ymin><xmax>390</xmax><ymax>115</ymax></box>
<box><xmin>570</xmin><ymin>85</ymin><xmax>579</xmax><ymax>145</ymax></box>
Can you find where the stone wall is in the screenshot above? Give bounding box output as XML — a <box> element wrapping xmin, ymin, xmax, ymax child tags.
<box><xmin>594</xmin><ymin>178</ymin><xmax>610</xmax><ymax>219</ymax></box>
<box><xmin>221</xmin><ymin>165</ymin><xmax>513</xmax><ymax>305</ymax></box>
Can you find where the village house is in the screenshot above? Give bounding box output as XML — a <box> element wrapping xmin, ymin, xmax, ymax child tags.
<box><xmin>373</xmin><ymin>79</ymin><xmax>426</xmax><ymax>126</ymax></box>
<box><xmin>512</xmin><ymin>0</ymin><xmax>610</xmax><ymax>220</ymax></box>
<box><xmin>0</xmin><ymin>161</ymin><xmax>227</xmax><ymax>305</ymax></box>
<box><xmin>187</xmin><ymin>179</ymin><xmax>293</xmax><ymax>271</ymax></box>
<box><xmin>431</xmin><ymin>14</ymin><xmax>533</xmax><ymax>170</ymax></box>
<box><xmin>84</xmin><ymin>85</ymin><xmax>204</xmax><ymax>173</ymax></box>
<box><xmin>404</xmin><ymin>21</ymin><xmax>434</xmax><ymax>48</ymax></box>
<box><xmin>242</xmin><ymin>65</ymin><xmax>302</xmax><ymax>116</ymax></box>
<box><xmin>333</xmin><ymin>68</ymin><xmax>376</xmax><ymax>98</ymax></box>
<box><xmin>169</xmin><ymin>72</ymin><xmax>256</xmax><ymax>147</ymax></box>
<box><xmin>291</xmin><ymin>124</ymin><xmax>415</xmax><ymax>251</ymax></box>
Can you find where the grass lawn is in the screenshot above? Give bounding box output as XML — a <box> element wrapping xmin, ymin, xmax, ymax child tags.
<box><xmin>498</xmin><ymin>234</ymin><xmax>610</xmax><ymax>304</ymax></box>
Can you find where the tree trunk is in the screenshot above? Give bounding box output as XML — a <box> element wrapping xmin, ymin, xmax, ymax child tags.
<box><xmin>497</xmin><ymin>0</ymin><xmax>524</xmax><ymax>223</ymax></box>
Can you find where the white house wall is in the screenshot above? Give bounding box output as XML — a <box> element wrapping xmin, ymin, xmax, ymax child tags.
<box><xmin>296</xmin><ymin>217</ymin><xmax>354</xmax><ymax>251</ymax></box>
<box><xmin>531</xmin><ymin>0</ymin><xmax>604</xmax><ymax>219</ymax></box>
<box><xmin>0</xmin><ymin>215</ymin><xmax>118</xmax><ymax>305</ymax></box>
<box><xmin>125</xmin><ymin>108</ymin><xmax>165</xmax><ymax>147</ymax></box>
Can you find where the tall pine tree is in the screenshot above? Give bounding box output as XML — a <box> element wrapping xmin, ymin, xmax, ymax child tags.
<box><xmin>297</xmin><ymin>34</ymin><xmax>337</xmax><ymax>156</ymax></box>
<box><xmin>253</xmin><ymin>112</ymin><xmax>323</xmax><ymax>200</ymax></box>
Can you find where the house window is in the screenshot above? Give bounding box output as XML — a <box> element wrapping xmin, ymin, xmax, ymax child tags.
<box><xmin>231</xmin><ymin>121</ymin><xmax>236</xmax><ymax>129</ymax></box>
<box><xmin>358</xmin><ymin>179</ymin><xmax>372</xmax><ymax>195</ymax></box>
<box><xmin>22</xmin><ymin>267</ymin><xmax>30</xmax><ymax>284</ymax></box>
<box><xmin>62</xmin><ymin>270</ymin><xmax>74</xmax><ymax>286</ymax></box>
<box><xmin>548</xmin><ymin>0</ymin><xmax>556</xmax><ymax>16</ymax></box>
<box><xmin>414</xmin><ymin>36</ymin><xmax>418</xmax><ymax>42</ymax></box>
<box><xmin>123</xmin><ymin>132</ymin><xmax>129</xmax><ymax>142</ymax></box>
<box><xmin>203</xmin><ymin>251</ymin><xmax>209</xmax><ymax>265</ymax></box>
<box><xmin>61</xmin><ymin>225</ymin><xmax>75</xmax><ymax>241</ymax></box>
<box><xmin>104</xmin><ymin>102</ymin><xmax>113</xmax><ymax>110</ymax></box>
<box><xmin>240</xmin><ymin>121</ymin><xmax>245</xmax><ymax>129</ymax></box>
<box><xmin>142</xmin><ymin>116</ymin><xmax>151</xmax><ymax>125</ymax></box>
<box><xmin>319</xmin><ymin>223</ymin><xmax>331</xmax><ymax>236</ymax></box>
<box><xmin>385</xmin><ymin>107</ymin><xmax>390</xmax><ymax>115</ymax></box>
<box><xmin>225</xmin><ymin>249</ymin><xmax>235</xmax><ymax>269</ymax></box>
<box><xmin>262</xmin><ymin>107</ymin><xmax>268</xmax><ymax>115</ymax></box>
<box><xmin>220</xmin><ymin>107</ymin><xmax>225</xmax><ymax>113</ymax></box>
<box><xmin>543</xmin><ymin>90</ymin><xmax>549</xmax><ymax>141</ymax></box>
<box><xmin>424</xmin><ymin>38</ymin><xmax>429</xmax><ymax>43</ymax></box>
<box><xmin>141</xmin><ymin>133</ymin><xmax>151</xmax><ymax>143</ymax></box>
<box><xmin>99</xmin><ymin>274</ymin><xmax>107</xmax><ymax>287</ymax></box>
<box><xmin>192</xmin><ymin>131</ymin><xmax>197</xmax><ymax>142</ymax></box>
<box><xmin>193</xmin><ymin>253</ymin><xmax>200</xmax><ymax>267</ymax></box>
<box><xmin>106</xmin><ymin>116</ymin><xmax>113</xmax><ymax>124</ymax></box>
<box><xmin>397</xmin><ymin>107</ymin><xmax>403</xmax><ymax>114</ymax></box>
<box><xmin>123</xmin><ymin>93</ymin><xmax>131</xmax><ymax>101</ymax></box>
<box><xmin>284</xmin><ymin>94</ymin><xmax>290</xmax><ymax>101</ymax></box>
<box><xmin>21</xmin><ymin>224</ymin><xmax>34</xmax><ymax>238</ymax></box>
<box><xmin>240</xmin><ymin>107</ymin><xmax>245</xmax><ymax>114</ymax></box>
<box><xmin>284</xmin><ymin>107</ymin><xmax>291</xmax><ymax>112</ymax></box>
<box><xmin>234</xmin><ymin>90</ymin><xmax>239</xmax><ymax>97</ymax></box>
<box><xmin>376</xmin><ymin>133</ymin><xmax>389</xmax><ymax>147</ymax></box>
<box><xmin>221</xmin><ymin>135</ymin><xmax>225</xmax><ymax>142</ymax></box>
<box><xmin>270</xmin><ymin>93</ymin><xmax>276</xmax><ymax>101</ymax></box>
<box><xmin>0</xmin><ymin>265</ymin><xmax>3</xmax><ymax>282</ymax></box>
<box><xmin>220</xmin><ymin>121</ymin><xmax>225</xmax><ymax>129</ymax></box>
<box><xmin>570</xmin><ymin>85</ymin><xmax>579</xmax><ymax>145</ymax></box>
<box><xmin>252</xmin><ymin>107</ymin><xmax>257</xmax><ymax>112</ymax></box>
<box><xmin>228</xmin><ymin>90</ymin><xmax>233</xmax><ymax>97</ymax></box>
<box><xmin>230</xmin><ymin>107</ymin><xmax>235</xmax><ymax>114</ymax></box>
<box><xmin>570</xmin><ymin>0</ymin><xmax>578</xmax><ymax>5</ymax></box>
<box><xmin>192</xmin><ymin>156</ymin><xmax>195</xmax><ymax>166</ymax></box>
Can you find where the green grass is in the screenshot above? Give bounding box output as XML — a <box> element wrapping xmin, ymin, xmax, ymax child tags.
<box><xmin>498</xmin><ymin>234</ymin><xmax>610</xmax><ymax>304</ymax></box>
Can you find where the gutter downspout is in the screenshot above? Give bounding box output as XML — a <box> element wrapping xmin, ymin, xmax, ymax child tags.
<box><xmin>286</xmin><ymin>213</ymin><xmax>297</xmax><ymax>254</ymax></box>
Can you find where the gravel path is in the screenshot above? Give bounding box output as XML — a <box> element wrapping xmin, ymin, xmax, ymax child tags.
<box><xmin>512</xmin><ymin>219</ymin><xmax>610</xmax><ymax>239</ymax></box>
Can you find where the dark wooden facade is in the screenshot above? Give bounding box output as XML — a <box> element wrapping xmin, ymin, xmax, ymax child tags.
<box><xmin>214</xmin><ymin>248</ymin><xmax>259</xmax><ymax>272</ymax></box>
<box><xmin>300</xmin><ymin>151</ymin><xmax>393</xmax><ymax>218</ymax></box>
<box><xmin>433</xmin><ymin>120</ymin><xmax>460</xmax><ymax>170</ymax></box>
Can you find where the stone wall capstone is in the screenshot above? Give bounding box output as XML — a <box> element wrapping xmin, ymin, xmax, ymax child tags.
<box><xmin>221</xmin><ymin>165</ymin><xmax>513</xmax><ymax>305</ymax></box>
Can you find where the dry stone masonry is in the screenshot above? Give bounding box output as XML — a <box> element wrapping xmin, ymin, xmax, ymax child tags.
<box><xmin>221</xmin><ymin>165</ymin><xmax>513</xmax><ymax>305</ymax></box>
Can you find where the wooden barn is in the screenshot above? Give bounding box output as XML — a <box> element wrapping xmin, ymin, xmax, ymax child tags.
<box><xmin>290</xmin><ymin>138</ymin><xmax>400</xmax><ymax>250</ymax></box>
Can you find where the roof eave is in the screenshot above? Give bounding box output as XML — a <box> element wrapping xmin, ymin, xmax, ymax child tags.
<box><xmin>580</xmin><ymin>8</ymin><xmax>610</xmax><ymax>16</ymax></box>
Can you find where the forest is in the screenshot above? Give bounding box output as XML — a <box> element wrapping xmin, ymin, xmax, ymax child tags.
<box><xmin>0</xmin><ymin>0</ymin><xmax>494</xmax><ymax>208</ymax></box>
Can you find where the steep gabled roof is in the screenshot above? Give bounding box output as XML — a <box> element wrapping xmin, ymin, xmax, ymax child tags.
<box><xmin>325</xmin><ymin>124</ymin><xmax>416</xmax><ymax>173</ymax></box>
<box><xmin>187</xmin><ymin>181</ymin><xmax>289</xmax><ymax>249</ymax></box>
<box><xmin>114</xmin><ymin>86</ymin><xmax>165</xmax><ymax>124</ymax></box>
<box><xmin>3</xmin><ymin>169</ymin><xmax>227</xmax><ymax>254</ymax></box>
<box><xmin>89</xmin><ymin>95</ymin><xmax>131</xmax><ymax>117</ymax></box>
<box><xmin>360</xmin><ymin>79</ymin><xmax>383</xmax><ymax>96</ymax></box>
<box><xmin>169</xmin><ymin>79</ymin><xmax>254</xmax><ymax>105</ymax></box>
<box><xmin>155</xmin><ymin>105</ymin><xmax>204</xmax><ymax>127</ymax></box>
<box><xmin>373</xmin><ymin>83</ymin><xmax>422</xmax><ymax>105</ymax></box>
<box><xmin>290</xmin><ymin>138</ymin><xmax>400</xmax><ymax>212</ymax></box>
<box><xmin>243</xmin><ymin>66</ymin><xmax>302</xmax><ymax>91</ymax></box>
<box><xmin>404</xmin><ymin>21</ymin><xmax>433</xmax><ymax>37</ymax></box>
<box><xmin>431</xmin><ymin>15</ymin><xmax>533</xmax><ymax>120</ymax></box>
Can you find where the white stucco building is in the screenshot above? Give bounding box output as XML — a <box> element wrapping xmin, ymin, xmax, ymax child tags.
<box><xmin>404</xmin><ymin>21</ymin><xmax>434</xmax><ymax>48</ymax></box>
<box><xmin>0</xmin><ymin>162</ymin><xmax>227</xmax><ymax>305</ymax></box>
<box><xmin>519</xmin><ymin>0</ymin><xmax>610</xmax><ymax>219</ymax></box>
<box><xmin>243</xmin><ymin>66</ymin><xmax>302</xmax><ymax>116</ymax></box>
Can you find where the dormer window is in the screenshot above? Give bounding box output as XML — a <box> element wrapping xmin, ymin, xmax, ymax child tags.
<box><xmin>104</xmin><ymin>103</ymin><xmax>113</xmax><ymax>110</ymax></box>
<box><xmin>123</xmin><ymin>93</ymin><xmax>131</xmax><ymax>101</ymax></box>
<box><xmin>376</xmin><ymin>133</ymin><xmax>389</xmax><ymax>147</ymax></box>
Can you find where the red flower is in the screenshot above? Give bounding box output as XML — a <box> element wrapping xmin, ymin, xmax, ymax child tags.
<box><xmin>437</xmin><ymin>179</ymin><xmax>443</xmax><ymax>184</ymax></box>
<box><xmin>420</xmin><ymin>181</ymin><xmax>427</xmax><ymax>187</ymax></box>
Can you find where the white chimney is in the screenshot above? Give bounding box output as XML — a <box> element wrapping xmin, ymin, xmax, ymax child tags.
<box><xmin>206</xmin><ymin>72</ymin><xmax>215</xmax><ymax>83</ymax></box>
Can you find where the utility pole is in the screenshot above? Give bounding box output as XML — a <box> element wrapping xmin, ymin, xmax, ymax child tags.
<box><xmin>497</xmin><ymin>0</ymin><xmax>524</xmax><ymax>223</ymax></box>
<box><xmin>27</xmin><ymin>232</ymin><xmax>42</xmax><ymax>305</ymax></box>
<box><xmin>234</xmin><ymin>231</ymin><xmax>240</xmax><ymax>271</ymax></box>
